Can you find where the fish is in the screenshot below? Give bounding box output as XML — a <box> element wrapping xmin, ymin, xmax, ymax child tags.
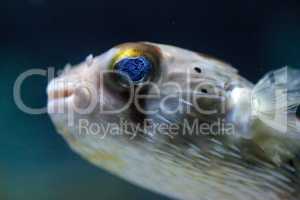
<box><xmin>47</xmin><ymin>42</ymin><xmax>300</xmax><ymax>200</ymax></box>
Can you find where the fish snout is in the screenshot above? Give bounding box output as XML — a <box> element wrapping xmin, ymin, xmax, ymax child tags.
<box><xmin>47</xmin><ymin>78</ymin><xmax>75</xmax><ymax>101</ymax></box>
<box><xmin>47</xmin><ymin>77</ymin><xmax>97</xmax><ymax>115</ymax></box>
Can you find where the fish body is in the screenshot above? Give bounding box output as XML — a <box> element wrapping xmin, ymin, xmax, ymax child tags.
<box><xmin>47</xmin><ymin>42</ymin><xmax>300</xmax><ymax>200</ymax></box>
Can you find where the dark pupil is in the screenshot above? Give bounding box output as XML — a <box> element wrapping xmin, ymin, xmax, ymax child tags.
<box><xmin>116</xmin><ymin>56</ymin><xmax>152</xmax><ymax>82</ymax></box>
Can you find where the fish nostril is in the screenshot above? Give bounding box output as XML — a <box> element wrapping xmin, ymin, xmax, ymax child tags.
<box><xmin>194</xmin><ymin>67</ymin><xmax>202</xmax><ymax>73</ymax></box>
<box><xmin>296</xmin><ymin>105</ymin><xmax>300</xmax><ymax>120</ymax></box>
<box><xmin>201</xmin><ymin>88</ymin><xmax>208</xmax><ymax>94</ymax></box>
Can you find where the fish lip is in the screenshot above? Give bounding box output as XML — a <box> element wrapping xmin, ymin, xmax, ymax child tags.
<box><xmin>48</xmin><ymin>88</ymin><xmax>74</xmax><ymax>100</ymax></box>
<box><xmin>47</xmin><ymin>79</ymin><xmax>76</xmax><ymax>115</ymax></box>
<box><xmin>47</xmin><ymin>88</ymin><xmax>75</xmax><ymax>116</ymax></box>
<box><xmin>47</xmin><ymin>79</ymin><xmax>76</xmax><ymax>101</ymax></box>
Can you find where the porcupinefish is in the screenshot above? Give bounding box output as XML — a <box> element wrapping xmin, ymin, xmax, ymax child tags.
<box><xmin>47</xmin><ymin>42</ymin><xmax>300</xmax><ymax>200</ymax></box>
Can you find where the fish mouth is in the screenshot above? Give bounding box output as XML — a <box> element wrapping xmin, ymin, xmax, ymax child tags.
<box><xmin>47</xmin><ymin>79</ymin><xmax>75</xmax><ymax>101</ymax></box>
<box><xmin>47</xmin><ymin>79</ymin><xmax>77</xmax><ymax>115</ymax></box>
<box><xmin>48</xmin><ymin>88</ymin><xmax>74</xmax><ymax>100</ymax></box>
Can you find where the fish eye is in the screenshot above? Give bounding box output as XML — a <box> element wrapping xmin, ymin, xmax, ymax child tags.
<box><xmin>109</xmin><ymin>45</ymin><xmax>161</xmax><ymax>88</ymax></box>
<box><xmin>114</xmin><ymin>56</ymin><xmax>152</xmax><ymax>83</ymax></box>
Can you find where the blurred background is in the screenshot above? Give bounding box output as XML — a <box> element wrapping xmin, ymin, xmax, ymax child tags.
<box><xmin>1</xmin><ymin>0</ymin><xmax>300</xmax><ymax>199</ymax></box>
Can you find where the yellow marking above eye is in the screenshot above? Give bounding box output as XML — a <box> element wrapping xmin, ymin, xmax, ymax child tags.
<box><xmin>110</xmin><ymin>48</ymin><xmax>146</xmax><ymax>70</ymax></box>
<box><xmin>108</xmin><ymin>43</ymin><xmax>163</xmax><ymax>86</ymax></box>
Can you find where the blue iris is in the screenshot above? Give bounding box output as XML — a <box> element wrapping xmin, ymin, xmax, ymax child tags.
<box><xmin>115</xmin><ymin>56</ymin><xmax>152</xmax><ymax>82</ymax></box>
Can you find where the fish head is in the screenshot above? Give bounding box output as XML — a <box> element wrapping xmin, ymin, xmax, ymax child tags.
<box><xmin>47</xmin><ymin>41</ymin><xmax>233</xmax><ymax>141</ymax></box>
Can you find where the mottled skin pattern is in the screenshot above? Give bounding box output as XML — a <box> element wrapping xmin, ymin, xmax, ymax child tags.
<box><xmin>47</xmin><ymin>42</ymin><xmax>300</xmax><ymax>200</ymax></box>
